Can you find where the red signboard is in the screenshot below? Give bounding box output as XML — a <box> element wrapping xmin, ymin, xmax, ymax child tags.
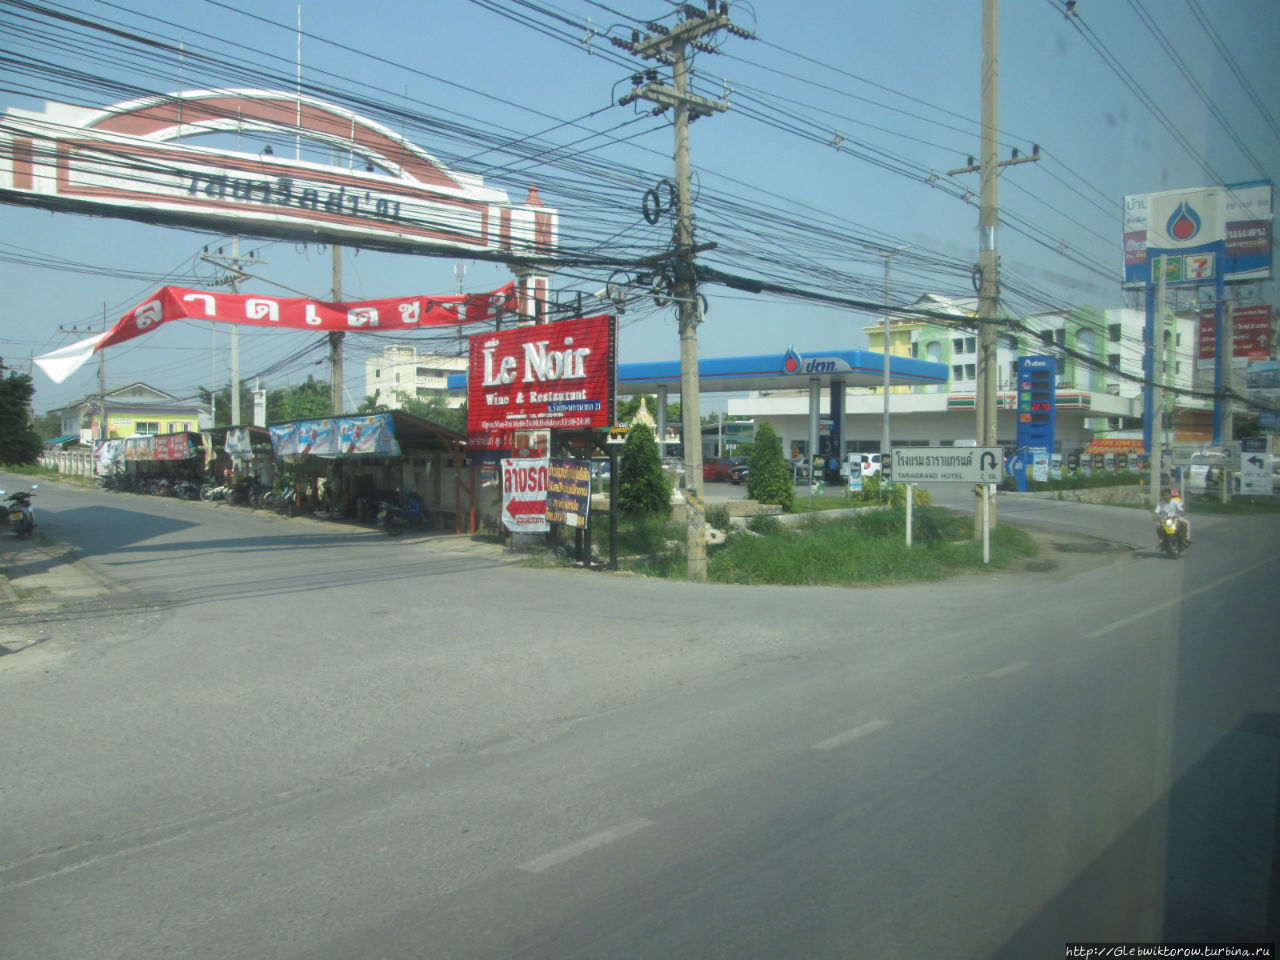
<box><xmin>467</xmin><ymin>315</ymin><xmax>616</xmax><ymax>449</ymax></box>
<box><xmin>1198</xmin><ymin>304</ymin><xmax>1273</xmax><ymax>361</ymax></box>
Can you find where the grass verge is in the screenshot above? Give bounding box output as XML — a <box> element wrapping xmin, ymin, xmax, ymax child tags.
<box><xmin>622</xmin><ymin>506</ymin><xmax>1038</xmax><ymax>585</ymax></box>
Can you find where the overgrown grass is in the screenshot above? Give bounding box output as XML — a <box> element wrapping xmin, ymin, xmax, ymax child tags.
<box><xmin>619</xmin><ymin>506</ymin><xmax>1038</xmax><ymax>585</ymax></box>
<box><xmin>0</xmin><ymin>463</ymin><xmax>62</xmax><ymax>479</ymax></box>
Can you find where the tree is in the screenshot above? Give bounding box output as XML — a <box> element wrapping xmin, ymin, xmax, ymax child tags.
<box><xmin>397</xmin><ymin>392</ymin><xmax>466</xmax><ymax>433</ymax></box>
<box><xmin>33</xmin><ymin>409</ymin><xmax>64</xmax><ymax>441</ymax></box>
<box><xmin>746</xmin><ymin>421</ymin><xmax>793</xmax><ymax>511</ymax></box>
<box><xmin>200</xmin><ymin>383</ymin><xmax>256</xmax><ymax>427</ymax></box>
<box><xmin>0</xmin><ymin>360</ymin><xmax>42</xmax><ymax>465</ymax></box>
<box><xmin>266</xmin><ymin>376</ymin><xmax>331</xmax><ymax>422</ymax></box>
<box><xmin>616</xmin><ymin>422</ymin><xmax>671</xmax><ymax>520</ymax></box>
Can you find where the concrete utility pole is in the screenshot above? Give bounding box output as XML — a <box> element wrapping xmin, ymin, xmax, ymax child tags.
<box><xmin>946</xmin><ymin>0</ymin><xmax>1038</xmax><ymax>538</ymax></box>
<box><xmin>200</xmin><ymin>239</ymin><xmax>265</xmax><ymax>426</ymax></box>
<box><xmin>58</xmin><ymin>305</ymin><xmax>110</xmax><ymax>440</ymax></box>
<box><xmin>881</xmin><ymin>245</ymin><xmax>909</xmax><ymax>471</ymax></box>
<box><xmin>330</xmin><ymin>244</ymin><xmax>344</xmax><ymax>416</ymax></box>
<box><xmin>616</xmin><ymin>4</ymin><xmax>749</xmax><ymax>582</ymax></box>
<box><xmin>1152</xmin><ymin>254</ymin><xmax>1169</xmax><ymax>510</ymax></box>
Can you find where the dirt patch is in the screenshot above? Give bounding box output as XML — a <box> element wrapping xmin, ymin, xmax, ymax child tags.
<box><xmin>1014</xmin><ymin>529</ymin><xmax>1135</xmax><ymax>577</ymax></box>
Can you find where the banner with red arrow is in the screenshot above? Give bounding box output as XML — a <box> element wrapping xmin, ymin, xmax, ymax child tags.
<box><xmin>501</xmin><ymin>458</ymin><xmax>549</xmax><ymax>533</ymax></box>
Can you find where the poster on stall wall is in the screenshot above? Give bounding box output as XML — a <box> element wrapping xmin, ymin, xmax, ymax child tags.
<box><xmin>500</xmin><ymin>458</ymin><xmax>550</xmax><ymax>533</ymax></box>
<box><xmin>338</xmin><ymin>414</ymin><xmax>400</xmax><ymax>456</ymax></box>
<box><xmin>225</xmin><ymin>427</ymin><xmax>255</xmax><ymax>461</ymax></box>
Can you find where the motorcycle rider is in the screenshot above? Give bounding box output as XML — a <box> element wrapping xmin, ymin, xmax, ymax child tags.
<box><xmin>1154</xmin><ymin>486</ymin><xmax>1189</xmax><ymax>549</ymax></box>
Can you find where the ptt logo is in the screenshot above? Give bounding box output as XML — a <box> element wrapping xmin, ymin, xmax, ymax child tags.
<box><xmin>1167</xmin><ymin>201</ymin><xmax>1202</xmax><ymax>242</ymax></box>
<box><xmin>782</xmin><ymin>347</ymin><xmax>802</xmax><ymax>374</ymax></box>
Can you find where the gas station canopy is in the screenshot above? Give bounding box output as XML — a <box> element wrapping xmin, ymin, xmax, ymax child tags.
<box><xmin>448</xmin><ymin>346</ymin><xmax>947</xmax><ymax>397</ymax></box>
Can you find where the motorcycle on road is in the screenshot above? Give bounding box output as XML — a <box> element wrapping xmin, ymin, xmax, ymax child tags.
<box><xmin>1</xmin><ymin>484</ymin><xmax>38</xmax><ymax>540</ymax></box>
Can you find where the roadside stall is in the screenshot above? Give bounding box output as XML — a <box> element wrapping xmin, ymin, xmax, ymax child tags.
<box><xmin>267</xmin><ymin>411</ymin><xmax>474</xmax><ymax>532</ymax></box>
<box><xmin>201</xmin><ymin>426</ymin><xmax>275</xmax><ymax>492</ymax></box>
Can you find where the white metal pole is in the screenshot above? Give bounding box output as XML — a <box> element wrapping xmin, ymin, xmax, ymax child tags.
<box><xmin>906</xmin><ymin>483</ymin><xmax>913</xmax><ymax>548</ymax></box>
<box><xmin>982</xmin><ymin>485</ymin><xmax>991</xmax><ymax>564</ymax></box>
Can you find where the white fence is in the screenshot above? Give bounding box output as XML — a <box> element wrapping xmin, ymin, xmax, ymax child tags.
<box><xmin>38</xmin><ymin>449</ymin><xmax>98</xmax><ymax>479</ymax></box>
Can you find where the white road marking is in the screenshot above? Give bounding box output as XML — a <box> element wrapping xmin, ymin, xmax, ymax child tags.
<box><xmin>811</xmin><ymin>719</ymin><xmax>891</xmax><ymax>752</ymax></box>
<box><xmin>1084</xmin><ymin>556</ymin><xmax>1277</xmax><ymax>638</ymax></box>
<box><xmin>985</xmin><ymin>660</ymin><xmax>1031</xmax><ymax>679</ymax></box>
<box><xmin>518</xmin><ymin>819</ymin><xmax>655</xmax><ymax>873</ymax></box>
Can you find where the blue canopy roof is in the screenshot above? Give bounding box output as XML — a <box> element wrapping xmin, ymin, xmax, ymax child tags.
<box><xmin>448</xmin><ymin>346</ymin><xmax>946</xmax><ymax>396</ymax></box>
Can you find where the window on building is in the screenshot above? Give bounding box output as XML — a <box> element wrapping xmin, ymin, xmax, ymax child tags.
<box><xmin>1054</xmin><ymin>328</ymin><xmax>1066</xmax><ymax>346</ymax></box>
<box><xmin>952</xmin><ymin>365</ymin><xmax>964</xmax><ymax>381</ymax></box>
<box><xmin>952</xmin><ymin>338</ymin><xmax>964</xmax><ymax>353</ymax></box>
<box><xmin>135</xmin><ymin>421</ymin><xmax>159</xmax><ymax>435</ymax></box>
<box><xmin>1108</xmin><ymin>353</ymin><xmax>1121</xmax><ymax>372</ymax></box>
<box><xmin>965</xmin><ymin>363</ymin><xmax>976</xmax><ymax>380</ymax></box>
<box><xmin>1109</xmin><ymin>323</ymin><xmax>1122</xmax><ymax>343</ymax></box>
<box><xmin>965</xmin><ymin>336</ymin><xmax>976</xmax><ymax>353</ymax></box>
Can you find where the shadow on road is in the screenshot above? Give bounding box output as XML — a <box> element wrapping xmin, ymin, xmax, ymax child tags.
<box><xmin>992</xmin><ymin>712</ymin><xmax>1280</xmax><ymax>954</ymax></box>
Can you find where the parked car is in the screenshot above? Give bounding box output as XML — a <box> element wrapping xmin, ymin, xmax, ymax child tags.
<box><xmin>729</xmin><ymin>461</ymin><xmax>750</xmax><ymax>484</ymax></box>
<box><xmin>703</xmin><ymin>456</ymin><xmax>746</xmax><ymax>482</ymax></box>
<box><xmin>859</xmin><ymin>453</ymin><xmax>884</xmax><ymax>478</ymax></box>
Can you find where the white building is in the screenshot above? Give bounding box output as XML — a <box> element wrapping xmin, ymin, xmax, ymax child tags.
<box><xmin>721</xmin><ymin>295</ymin><xmax>1202</xmax><ymax>459</ymax></box>
<box><xmin>364</xmin><ymin>345</ymin><xmax>467</xmax><ymax>410</ymax></box>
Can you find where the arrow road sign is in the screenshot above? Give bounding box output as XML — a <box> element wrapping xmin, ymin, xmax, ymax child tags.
<box><xmin>891</xmin><ymin>447</ymin><xmax>1004</xmax><ymax>484</ymax></box>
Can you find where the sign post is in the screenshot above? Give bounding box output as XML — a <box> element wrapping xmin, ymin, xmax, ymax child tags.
<box><xmin>891</xmin><ymin>446</ymin><xmax>1003</xmax><ymax>563</ymax></box>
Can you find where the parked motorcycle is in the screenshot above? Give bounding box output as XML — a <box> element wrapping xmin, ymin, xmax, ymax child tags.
<box><xmin>1156</xmin><ymin>514</ymin><xmax>1188</xmax><ymax>559</ymax></box>
<box><xmin>1</xmin><ymin>484</ymin><xmax>38</xmax><ymax>540</ymax></box>
<box><xmin>377</xmin><ymin>491</ymin><xmax>425</xmax><ymax>535</ymax></box>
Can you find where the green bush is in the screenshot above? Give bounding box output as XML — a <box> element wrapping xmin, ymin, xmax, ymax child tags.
<box><xmin>617</xmin><ymin>422</ymin><xmax>671</xmax><ymax>520</ymax></box>
<box><xmin>847</xmin><ymin>475</ymin><xmax>931</xmax><ymax>508</ymax></box>
<box><xmin>746</xmin><ymin>512</ymin><xmax>783</xmax><ymax>536</ymax></box>
<box><xmin>705</xmin><ymin>503</ymin><xmax>732</xmax><ymax>531</ymax></box>
<box><xmin>745</xmin><ymin>422</ymin><xmax>794</xmax><ymax>511</ymax></box>
<box><xmin>998</xmin><ymin>470</ymin><xmax>1142</xmax><ymax>492</ymax></box>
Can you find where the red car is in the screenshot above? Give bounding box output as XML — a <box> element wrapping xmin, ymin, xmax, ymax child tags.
<box><xmin>703</xmin><ymin>457</ymin><xmax>746</xmax><ymax>482</ymax></box>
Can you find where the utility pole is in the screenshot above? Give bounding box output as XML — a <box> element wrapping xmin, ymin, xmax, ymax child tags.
<box><xmin>58</xmin><ymin>304</ymin><xmax>110</xmax><ymax>441</ymax></box>
<box><xmin>330</xmin><ymin>244</ymin><xmax>344</xmax><ymax>415</ymax></box>
<box><xmin>881</xmin><ymin>245</ymin><xmax>909</xmax><ymax>472</ymax></box>
<box><xmin>200</xmin><ymin>239</ymin><xmax>265</xmax><ymax>426</ymax></box>
<box><xmin>615</xmin><ymin>3</ymin><xmax>748</xmax><ymax>582</ymax></box>
<box><xmin>946</xmin><ymin>0</ymin><xmax>1038</xmax><ymax>538</ymax></box>
<box><xmin>1153</xmin><ymin>254</ymin><xmax>1169</xmax><ymax>510</ymax></box>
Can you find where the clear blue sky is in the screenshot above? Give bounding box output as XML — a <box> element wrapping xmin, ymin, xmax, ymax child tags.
<box><xmin>2</xmin><ymin>0</ymin><xmax>1276</xmax><ymax>415</ymax></box>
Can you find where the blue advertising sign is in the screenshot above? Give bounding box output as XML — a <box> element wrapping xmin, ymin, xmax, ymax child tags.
<box><xmin>1016</xmin><ymin>355</ymin><xmax>1056</xmax><ymax>454</ymax></box>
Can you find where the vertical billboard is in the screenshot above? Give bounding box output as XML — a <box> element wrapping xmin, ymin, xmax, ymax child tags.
<box><xmin>1123</xmin><ymin>181</ymin><xmax>1272</xmax><ymax>286</ymax></box>
<box><xmin>1016</xmin><ymin>355</ymin><xmax>1056</xmax><ymax>454</ymax></box>
<box><xmin>1197</xmin><ymin>304</ymin><xmax>1274</xmax><ymax>367</ymax></box>
<box><xmin>467</xmin><ymin>314</ymin><xmax>617</xmax><ymax>452</ymax></box>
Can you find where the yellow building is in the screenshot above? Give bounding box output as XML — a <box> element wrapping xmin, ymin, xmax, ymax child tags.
<box><xmin>863</xmin><ymin>318</ymin><xmax>930</xmax><ymax>394</ymax></box>
<box><xmin>56</xmin><ymin>382</ymin><xmax>206</xmax><ymax>443</ymax></box>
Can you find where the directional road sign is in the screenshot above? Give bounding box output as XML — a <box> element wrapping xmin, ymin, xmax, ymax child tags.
<box><xmin>891</xmin><ymin>447</ymin><xmax>1003</xmax><ymax>484</ymax></box>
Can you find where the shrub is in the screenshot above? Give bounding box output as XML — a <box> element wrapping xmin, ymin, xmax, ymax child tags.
<box><xmin>745</xmin><ymin>422</ymin><xmax>794</xmax><ymax>511</ymax></box>
<box><xmin>617</xmin><ymin>422</ymin><xmax>671</xmax><ymax>520</ymax></box>
<box><xmin>706</xmin><ymin>503</ymin><xmax>732</xmax><ymax>531</ymax></box>
<box><xmin>747</xmin><ymin>512</ymin><xmax>783</xmax><ymax>535</ymax></box>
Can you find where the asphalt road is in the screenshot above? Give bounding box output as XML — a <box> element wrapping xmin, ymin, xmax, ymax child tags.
<box><xmin>2</xmin><ymin>473</ymin><xmax>1277</xmax><ymax>959</ymax></box>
